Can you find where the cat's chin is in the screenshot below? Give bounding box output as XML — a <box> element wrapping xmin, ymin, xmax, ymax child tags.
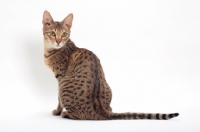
<box><xmin>45</xmin><ymin>46</ymin><xmax>62</xmax><ymax>51</ymax></box>
<box><xmin>54</xmin><ymin>43</ymin><xmax>65</xmax><ymax>49</ymax></box>
<box><xmin>54</xmin><ymin>45</ymin><xmax>62</xmax><ymax>49</ymax></box>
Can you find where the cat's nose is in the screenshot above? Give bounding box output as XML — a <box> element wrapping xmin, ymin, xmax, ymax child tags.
<box><xmin>56</xmin><ymin>39</ymin><xmax>61</xmax><ymax>44</ymax></box>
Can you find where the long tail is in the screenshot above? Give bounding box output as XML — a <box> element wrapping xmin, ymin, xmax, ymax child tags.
<box><xmin>105</xmin><ymin>112</ymin><xmax>179</xmax><ymax>120</ymax></box>
<box><xmin>92</xmin><ymin>53</ymin><xmax>179</xmax><ymax>120</ymax></box>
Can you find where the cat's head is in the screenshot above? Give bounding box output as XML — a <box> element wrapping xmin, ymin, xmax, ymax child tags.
<box><xmin>42</xmin><ymin>10</ymin><xmax>73</xmax><ymax>50</ymax></box>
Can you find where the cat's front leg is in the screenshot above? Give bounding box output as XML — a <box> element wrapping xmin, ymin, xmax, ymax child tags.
<box><xmin>52</xmin><ymin>99</ymin><xmax>63</xmax><ymax>115</ymax></box>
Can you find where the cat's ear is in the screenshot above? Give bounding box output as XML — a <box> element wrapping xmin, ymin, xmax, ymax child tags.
<box><xmin>62</xmin><ymin>13</ymin><xmax>73</xmax><ymax>29</ymax></box>
<box><xmin>42</xmin><ymin>10</ymin><xmax>54</xmax><ymax>27</ymax></box>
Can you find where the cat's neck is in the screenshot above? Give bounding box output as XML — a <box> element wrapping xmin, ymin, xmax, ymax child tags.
<box><xmin>44</xmin><ymin>39</ymin><xmax>78</xmax><ymax>58</ymax></box>
<box><xmin>44</xmin><ymin>39</ymin><xmax>78</xmax><ymax>79</ymax></box>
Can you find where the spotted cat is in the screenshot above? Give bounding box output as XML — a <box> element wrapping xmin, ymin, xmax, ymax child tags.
<box><xmin>42</xmin><ymin>10</ymin><xmax>179</xmax><ymax>120</ymax></box>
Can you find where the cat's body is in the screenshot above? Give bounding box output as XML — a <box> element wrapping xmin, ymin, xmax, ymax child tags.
<box><xmin>42</xmin><ymin>11</ymin><xmax>179</xmax><ymax>120</ymax></box>
<box><xmin>44</xmin><ymin>40</ymin><xmax>112</xmax><ymax>119</ymax></box>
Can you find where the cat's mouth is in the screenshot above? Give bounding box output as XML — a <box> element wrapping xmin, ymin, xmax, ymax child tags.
<box><xmin>55</xmin><ymin>44</ymin><xmax>62</xmax><ymax>49</ymax></box>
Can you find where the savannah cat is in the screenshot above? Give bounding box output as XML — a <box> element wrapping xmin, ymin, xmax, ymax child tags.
<box><xmin>42</xmin><ymin>10</ymin><xmax>179</xmax><ymax>120</ymax></box>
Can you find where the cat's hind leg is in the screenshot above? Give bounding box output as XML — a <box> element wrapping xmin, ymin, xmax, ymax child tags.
<box><xmin>61</xmin><ymin>108</ymin><xmax>86</xmax><ymax>120</ymax></box>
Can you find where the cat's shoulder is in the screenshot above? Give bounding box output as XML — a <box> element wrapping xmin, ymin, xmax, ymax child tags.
<box><xmin>72</xmin><ymin>48</ymin><xmax>96</xmax><ymax>57</ymax></box>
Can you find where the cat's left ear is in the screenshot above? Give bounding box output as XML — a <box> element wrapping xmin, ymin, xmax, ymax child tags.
<box><xmin>62</xmin><ymin>13</ymin><xmax>73</xmax><ymax>29</ymax></box>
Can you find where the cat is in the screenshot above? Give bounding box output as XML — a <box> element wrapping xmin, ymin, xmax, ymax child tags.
<box><xmin>42</xmin><ymin>10</ymin><xmax>179</xmax><ymax>120</ymax></box>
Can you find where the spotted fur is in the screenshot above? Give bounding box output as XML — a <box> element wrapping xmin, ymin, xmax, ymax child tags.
<box><xmin>42</xmin><ymin>11</ymin><xmax>179</xmax><ymax>120</ymax></box>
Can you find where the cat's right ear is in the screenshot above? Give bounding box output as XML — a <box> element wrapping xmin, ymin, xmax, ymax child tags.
<box><xmin>42</xmin><ymin>10</ymin><xmax>54</xmax><ymax>27</ymax></box>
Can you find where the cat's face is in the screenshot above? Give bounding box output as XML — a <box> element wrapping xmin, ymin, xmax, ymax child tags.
<box><xmin>42</xmin><ymin>11</ymin><xmax>73</xmax><ymax>50</ymax></box>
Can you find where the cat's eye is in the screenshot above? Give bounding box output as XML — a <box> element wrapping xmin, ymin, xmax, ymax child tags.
<box><xmin>49</xmin><ymin>31</ymin><xmax>56</xmax><ymax>36</ymax></box>
<box><xmin>62</xmin><ymin>32</ymin><xmax>68</xmax><ymax>37</ymax></box>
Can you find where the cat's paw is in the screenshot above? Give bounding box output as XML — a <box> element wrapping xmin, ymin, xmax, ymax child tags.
<box><xmin>52</xmin><ymin>109</ymin><xmax>61</xmax><ymax>115</ymax></box>
<box><xmin>61</xmin><ymin>111</ymin><xmax>69</xmax><ymax>118</ymax></box>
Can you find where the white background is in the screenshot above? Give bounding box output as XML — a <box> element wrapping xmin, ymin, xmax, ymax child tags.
<box><xmin>0</xmin><ymin>0</ymin><xmax>200</xmax><ymax>131</ymax></box>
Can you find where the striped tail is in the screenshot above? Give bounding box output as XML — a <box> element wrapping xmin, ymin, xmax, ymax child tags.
<box><xmin>107</xmin><ymin>112</ymin><xmax>179</xmax><ymax>120</ymax></box>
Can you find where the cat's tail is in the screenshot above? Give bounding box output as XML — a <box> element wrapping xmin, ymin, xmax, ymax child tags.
<box><xmin>104</xmin><ymin>112</ymin><xmax>179</xmax><ymax>120</ymax></box>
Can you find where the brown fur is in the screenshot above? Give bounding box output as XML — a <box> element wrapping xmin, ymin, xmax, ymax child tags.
<box><xmin>42</xmin><ymin>11</ymin><xmax>179</xmax><ymax>120</ymax></box>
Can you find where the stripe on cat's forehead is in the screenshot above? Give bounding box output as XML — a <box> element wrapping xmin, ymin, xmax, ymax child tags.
<box><xmin>53</xmin><ymin>21</ymin><xmax>66</xmax><ymax>32</ymax></box>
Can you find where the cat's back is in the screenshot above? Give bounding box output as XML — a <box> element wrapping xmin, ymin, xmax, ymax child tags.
<box><xmin>67</xmin><ymin>48</ymin><xmax>99</xmax><ymax>78</ymax></box>
<box><xmin>69</xmin><ymin>48</ymin><xmax>99</xmax><ymax>66</ymax></box>
<box><xmin>71</xmin><ymin>48</ymin><xmax>96</xmax><ymax>61</ymax></box>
